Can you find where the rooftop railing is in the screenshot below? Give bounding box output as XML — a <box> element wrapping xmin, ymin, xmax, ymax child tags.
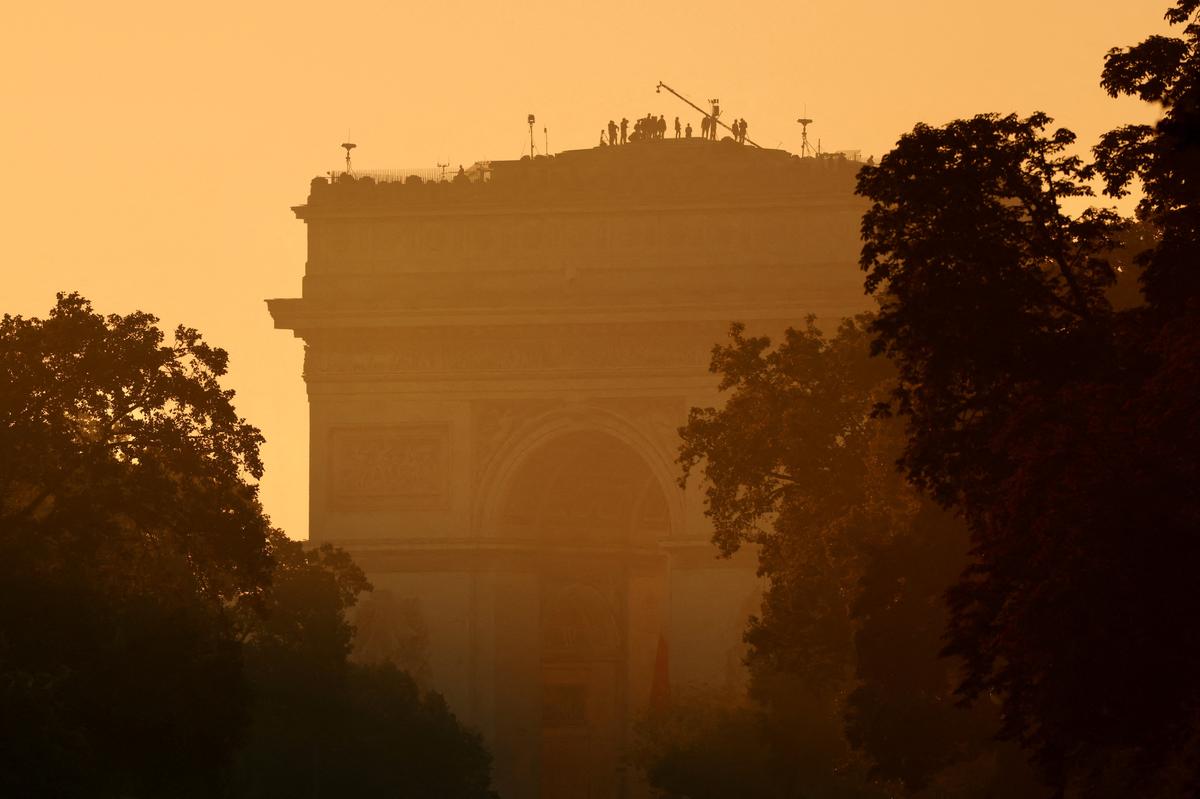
<box><xmin>330</xmin><ymin>164</ymin><xmax>492</xmax><ymax>184</ymax></box>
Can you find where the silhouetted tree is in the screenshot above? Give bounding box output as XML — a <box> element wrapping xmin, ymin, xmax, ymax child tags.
<box><xmin>857</xmin><ymin>111</ymin><xmax>1126</xmax><ymax>506</ymax></box>
<box><xmin>0</xmin><ymin>294</ymin><xmax>496</xmax><ymax>798</ymax></box>
<box><xmin>632</xmin><ymin>691</ymin><xmax>815</xmax><ymax>799</ymax></box>
<box><xmin>677</xmin><ymin>319</ymin><xmax>1038</xmax><ymax>797</ymax></box>
<box><xmin>855</xmin><ymin>4</ymin><xmax>1200</xmax><ymax>794</ymax></box>
<box><xmin>234</xmin><ymin>534</ymin><xmax>496</xmax><ymax>799</ymax></box>
<box><xmin>0</xmin><ymin>293</ymin><xmax>273</xmax><ymax>797</ymax></box>
<box><xmin>844</xmin><ymin>503</ymin><xmax>1040</xmax><ymax>798</ymax></box>
<box><xmin>1096</xmin><ymin>0</ymin><xmax>1200</xmax><ymax>313</ymax></box>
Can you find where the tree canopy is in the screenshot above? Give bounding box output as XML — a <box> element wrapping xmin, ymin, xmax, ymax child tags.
<box><xmin>0</xmin><ymin>293</ymin><xmax>274</xmax><ymax>796</ymax></box>
<box><xmin>0</xmin><ymin>294</ymin><xmax>495</xmax><ymax>798</ymax></box>
<box><xmin>853</xmin><ymin>2</ymin><xmax>1200</xmax><ymax>794</ymax></box>
<box><xmin>233</xmin><ymin>534</ymin><xmax>496</xmax><ymax>799</ymax></box>
<box><xmin>668</xmin><ymin>6</ymin><xmax>1200</xmax><ymax>796</ymax></box>
<box><xmin>677</xmin><ymin>319</ymin><xmax>1039</xmax><ymax>797</ymax></box>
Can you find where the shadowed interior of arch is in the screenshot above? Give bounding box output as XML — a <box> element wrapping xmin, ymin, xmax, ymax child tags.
<box><xmin>499</xmin><ymin>430</ymin><xmax>671</xmax><ymax>545</ymax></box>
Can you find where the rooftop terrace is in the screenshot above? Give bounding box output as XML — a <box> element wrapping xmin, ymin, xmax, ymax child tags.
<box><xmin>300</xmin><ymin>138</ymin><xmax>865</xmax><ymax>215</ymax></box>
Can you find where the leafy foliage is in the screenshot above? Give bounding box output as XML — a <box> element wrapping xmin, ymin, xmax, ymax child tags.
<box><xmin>678</xmin><ymin>319</ymin><xmax>1038</xmax><ymax>796</ymax></box>
<box><xmin>234</xmin><ymin>534</ymin><xmax>496</xmax><ymax>799</ymax></box>
<box><xmin>854</xmin><ymin>4</ymin><xmax>1200</xmax><ymax>794</ymax></box>
<box><xmin>0</xmin><ymin>293</ymin><xmax>273</xmax><ymax>797</ymax></box>
<box><xmin>0</xmin><ymin>293</ymin><xmax>274</xmax><ymax>597</ymax></box>
<box><xmin>1098</xmin><ymin>1</ymin><xmax>1200</xmax><ymax>310</ymax></box>
<box><xmin>0</xmin><ymin>294</ymin><xmax>496</xmax><ymax>798</ymax></box>
<box><xmin>857</xmin><ymin>112</ymin><xmax>1124</xmax><ymax>507</ymax></box>
<box><xmin>633</xmin><ymin>688</ymin><xmax>883</xmax><ymax>799</ymax></box>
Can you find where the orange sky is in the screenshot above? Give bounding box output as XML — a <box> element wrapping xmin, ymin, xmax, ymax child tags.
<box><xmin>2</xmin><ymin>1</ymin><xmax>1169</xmax><ymax>539</ymax></box>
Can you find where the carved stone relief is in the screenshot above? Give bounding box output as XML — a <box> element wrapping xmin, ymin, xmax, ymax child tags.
<box><xmin>328</xmin><ymin>424</ymin><xmax>449</xmax><ymax>510</ymax></box>
<box><xmin>541</xmin><ymin>583</ymin><xmax>620</xmax><ymax>660</ymax></box>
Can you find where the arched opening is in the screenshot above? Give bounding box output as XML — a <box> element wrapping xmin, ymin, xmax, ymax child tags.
<box><xmin>498</xmin><ymin>429</ymin><xmax>671</xmax><ymax>547</ymax></box>
<box><xmin>496</xmin><ymin>429</ymin><xmax>671</xmax><ymax>798</ymax></box>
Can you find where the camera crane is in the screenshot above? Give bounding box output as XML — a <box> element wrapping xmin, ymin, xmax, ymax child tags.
<box><xmin>655</xmin><ymin>81</ymin><xmax>762</xmax><ymax>148</ymax></box>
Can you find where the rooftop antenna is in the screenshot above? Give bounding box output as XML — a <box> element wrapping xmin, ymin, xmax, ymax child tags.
<box><xmin>796</xmin><ymin>109</ymin><xmax>815</xmax><ymax>157</ymax></box>
<box><xmin>527</xmin><ymin>113</ymin><xmax>537</xmax><ymax>159</ymax></box>
<box><xmin>340</xmin><ymin>134</ymin><xmax>357</xmax><ymax>175</ymax></box>
<box><xmin>437</xmin><ymin>161</ymin><xmax>449</xmax><ymax>181</ymax></box>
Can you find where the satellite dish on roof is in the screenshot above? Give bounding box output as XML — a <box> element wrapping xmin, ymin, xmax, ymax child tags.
<box><xmin>796</xmin><ymin>115</ymin><xmax>815</xmax><ymax>157</ymax></box>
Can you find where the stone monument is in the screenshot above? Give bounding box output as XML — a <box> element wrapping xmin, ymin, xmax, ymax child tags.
<box><xmin>268</xmin><ymin>137</ymin><xmax>869</xmax><ymax>797</ymax></box>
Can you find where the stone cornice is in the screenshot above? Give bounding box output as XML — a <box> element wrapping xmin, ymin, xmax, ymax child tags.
<box><xmin>267</xmin><ymin>299</ymin><xmax>862</xmax><ymax>333</ymax></box>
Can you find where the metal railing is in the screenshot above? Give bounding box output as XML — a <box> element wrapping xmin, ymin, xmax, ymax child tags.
<box><xmin>331</xmin><ymin>167</ymin><xmax>451</xmax><ymax>183</ymax></box>
<box><xmin>330</xmin><ymin>162</ymin><xmax>495</xmax><ymax>184</ymax></box>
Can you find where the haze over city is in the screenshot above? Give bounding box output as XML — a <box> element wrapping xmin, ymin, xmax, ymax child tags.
<box><xmin>2</xmin><ymin>1</ymin><xmax>1167</xmax><ymax>538</ymax></box>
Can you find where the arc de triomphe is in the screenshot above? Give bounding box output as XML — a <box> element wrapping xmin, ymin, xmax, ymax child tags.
<box><xmin>269</xmin><ymin>139</ymin><xmax>868</xmax><ymax>798</ymax></box>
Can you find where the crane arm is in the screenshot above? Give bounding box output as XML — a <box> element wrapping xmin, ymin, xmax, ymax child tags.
<box><xmin>656</xmin><ymin>81</ymin><xmax>762</xmax><ymax>148</ymax></box>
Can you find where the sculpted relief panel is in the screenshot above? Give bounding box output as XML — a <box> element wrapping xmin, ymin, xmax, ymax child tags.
<box><xmin>541</xmin><ymin>583</ymin><xmax>620</xmax><ymax>660</ymax></box>
<box><xmin>328</xmin><ymin>425</ymin><xmax>450</xmax><ymax>511</ymax></box>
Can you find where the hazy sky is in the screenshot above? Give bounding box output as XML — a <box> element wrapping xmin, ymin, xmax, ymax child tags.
<box><xmin>3</xmin><ymin>1</ymin><xmax>1169</xmax><ymax>538</ymax></box>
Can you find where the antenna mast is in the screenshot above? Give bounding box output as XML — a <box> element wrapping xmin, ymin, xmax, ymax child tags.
<box><xmin>340</xmin><ymin>139</ymin><xmax>357</xmax><ymax>174</ymax></box>
<box><xmin>796</xmin><ymin>112</ymin><xmax>816</xmax><ymax>157</ymax></box>
<box><xmin>655</xmin><ymin>81</ymin><xmax>762</xmax><ymax>148</ymax></box>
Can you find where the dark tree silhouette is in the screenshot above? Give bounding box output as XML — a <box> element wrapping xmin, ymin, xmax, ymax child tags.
<box><xmin>632</xmin><ymin>693</ymin><xmax>814</xmax><ymax>799</ymax></box>
<box><xmin>855</xmin><ymin>4</ymin><xmax>1200</xmax><ymax>794</ymax></box>
<box><xmin>678</xmin><ymin>319</ymin><xmax>1039</xmax><ymax>796</ymax></box>
<box><xmin>0</xmin><ymin>293</ymin><xmax>274</xmax><ymax>797</ymax></box>
<box><xmin>856</xmin><ymin>111</ymin><xmax>1125</xmax><ymax>507</ymax></box>
<box><xmin>234</xmin><ymin>534</ymin><xmax>496</xmax><ymax>799</ymax></box>
<box><xmin>0</xmin><ymin>294</ymin><xmax>496</xmax><ymax>798</ymax></box>
<box><xmin>1096</xmin><ymin>0</ymin><xmax>1200</xmax><ymax>312</ymax></box>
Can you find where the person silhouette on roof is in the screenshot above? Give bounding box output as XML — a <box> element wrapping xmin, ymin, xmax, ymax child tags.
<box><xmin>620</xmin><ymin>117</ymin><xmax>628</xmax><ymax>144</ymax></box>
<box><xmin>608</xmin><ymin>119</ymin><xmax>618</xmax><ymax>147</ymax></box>
<box><xmin>685</xmin><ymin>121</ymin><xmax>693</xmax><ymax>138</ymax></box>
<box><xmin>674</xmin><ymin>116</ymin><xmax>681</xmax><ymax>138</ymax></box>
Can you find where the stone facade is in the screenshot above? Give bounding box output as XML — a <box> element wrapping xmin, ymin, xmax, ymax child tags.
<box><xmin>268</xmin><ymin>139</ymin><xmax>869</xmax><ymax>798</ymax></box>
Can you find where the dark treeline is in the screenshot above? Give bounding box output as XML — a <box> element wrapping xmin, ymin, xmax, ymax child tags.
<box><xmin>652</xmin><ymin>3</ymin><xmax>1200</xmax><ymax>798</ymax></box>
<box><xmin>0</xmin><ymin>296</ymin><xmax>496</xmax><ymax>798</ymax></box>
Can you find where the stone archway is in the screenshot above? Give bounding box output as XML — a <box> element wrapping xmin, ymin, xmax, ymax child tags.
<box><xmin>495</xmin><ymin>428</ymin><xmax>672</xmax><ymax>799</ymax></box>
<box><xmin>474</xmin><ymin>404</ymin><xmax>685</xmax><ymax>543</ymax></box>
<box><xmin>499</xmin><ymin>429</ymin><xmax>670</xmax><ymax>546</ymax></box>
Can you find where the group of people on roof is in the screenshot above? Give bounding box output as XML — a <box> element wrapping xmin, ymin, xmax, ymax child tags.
<box><xmin>600</xmin><ymin>113</ymin><xmax>751</xmax><ymax>146</ymax></box>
